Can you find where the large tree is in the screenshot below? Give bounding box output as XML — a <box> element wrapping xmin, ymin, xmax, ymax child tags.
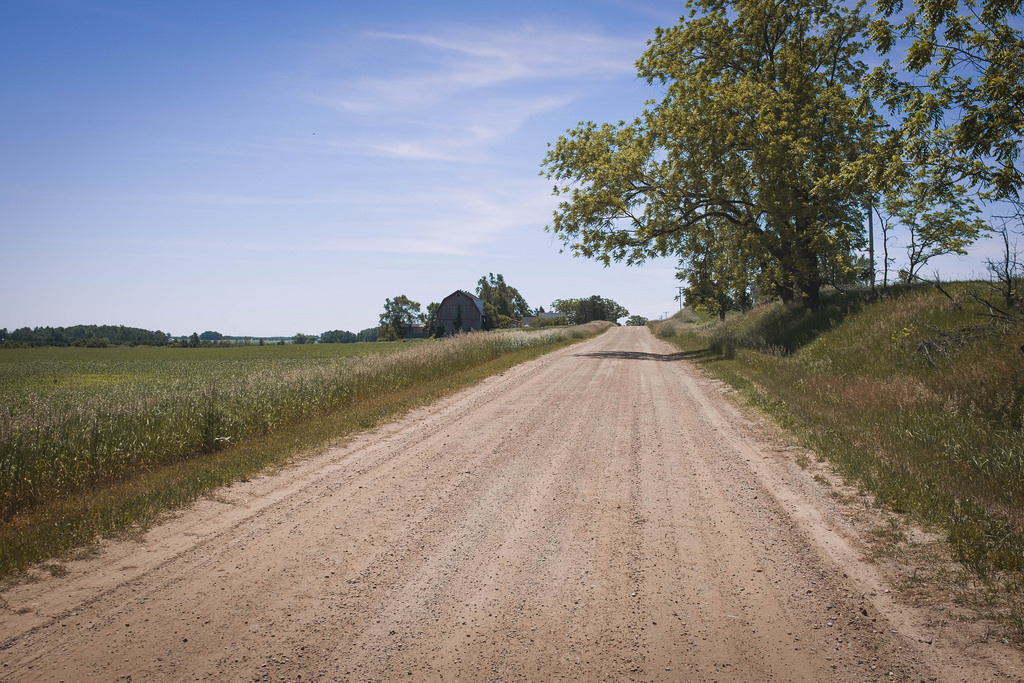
<box><xmin>423</xmin><ymin>302</ymin><xmax>442</xmax><ymax>338</ymax></box>
<box><xmin>542</xmin><ymin>0</ymin><xmax>874</xmax><ymax>303</ymax></box>
<box><xmin>552</xmin><ymin>296</ymin><xmax>629</xmax><ymax>324</ymax></box>
<box><xmin>836</xmin><ymin>0</ymin><xmax>1022</xmax><ymax>287</ymax></box>
<box><xmin>377</xmin><ymin>295</ymin><xmax>422</xmax><ymax>341</ymax></box>
<box><xmin>867</xmin><ymin>0</ymin><xmax>1023</xmax><ymax>201</ymax></box>
<box><xmin>476</xmin><ymin>273</ymin><xmax>531</xmax><ymax>330</ymax></box>
<box><xmin>677</xmin><ymin>217</ymin><xmax>758</xmax><ymax>319</ymax></box>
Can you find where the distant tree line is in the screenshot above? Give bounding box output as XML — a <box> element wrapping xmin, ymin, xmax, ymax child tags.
<box><xmin>319</xmin><ymin>328</ymin><xmax>379</xmax><ymax>343</ymax></box>
<box><xmin>372</xmin><ymin>277</ymin><xmax>634</xmax><ymax>341</ymax></box>
<box><xmin>0</xmin><ymin>323</ymin><xmax>395</xmax><ymax>348</ymax></box>
<box><xmin>375</xmin><ymin>274</ymin><xmax>627</xmax><ymax>340</ymax></box>
<box><xmin>0</xmin><ymin>325</ymin><xmax>171</xmax><ymax>348</ymax></box>
<box><xmin>1</xmin><ymin>286</ymin><xmax>631</xmax><ymax>350</ymax></box>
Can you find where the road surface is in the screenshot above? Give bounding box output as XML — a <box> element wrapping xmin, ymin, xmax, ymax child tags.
<box><xmin>2</xmin><ymin>326</ymin><xmax>1021</xmax><ymax>681</ymax></box>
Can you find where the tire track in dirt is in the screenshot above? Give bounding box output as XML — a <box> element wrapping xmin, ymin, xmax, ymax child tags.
<box><xmin>1</xmin><ymin>326</ymin><xmax>1022</xmax><ymax>681</ymax></box>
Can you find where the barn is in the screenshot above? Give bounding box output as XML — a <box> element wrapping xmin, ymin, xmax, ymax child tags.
<box><xmin>437</xmin><ymin>290</ymin><xmax>485</xmax><ymax>334</ymax></box>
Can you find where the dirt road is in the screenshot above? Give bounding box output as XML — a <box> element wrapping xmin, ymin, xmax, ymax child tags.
<box><xmin>2</xmin><ymin>326</ymin><xmax>1022</xmax><ymax>681</ymax></box>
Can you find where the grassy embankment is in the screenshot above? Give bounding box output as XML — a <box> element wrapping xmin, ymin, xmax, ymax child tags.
<box><xmin>653</xmin><ymin>284</ymin><xmax>1024</xmax><ymax>594</ymax></box>
<box><xmin>0</xmin><ymin>323</ymin><xmax>610</xmax><ymax>578</ymax></box>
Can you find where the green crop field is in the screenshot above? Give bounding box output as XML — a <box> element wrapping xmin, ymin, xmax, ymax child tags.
<box><xmin>0</xmin><ymin>341</ymin><xmax>419</xmax><ymax>519</ymax></box>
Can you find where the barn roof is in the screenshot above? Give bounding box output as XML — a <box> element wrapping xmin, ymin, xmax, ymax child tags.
<box><xmin>444</xmin><ymin>290</ymin><xmax>485</xmax><ymax>316</ymax></box>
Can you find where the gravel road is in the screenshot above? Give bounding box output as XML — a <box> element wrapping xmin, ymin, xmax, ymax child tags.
<box><xmin>2</xmin><ymin>326</ymin><xmax>1022</xmax><ymax>681</ymax></box>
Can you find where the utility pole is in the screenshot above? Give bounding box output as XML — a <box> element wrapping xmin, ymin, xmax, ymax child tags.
<box><xmin>676</xmin><ymin>286</ymin><xmax>686</xmax><ymax>311</ymax></box>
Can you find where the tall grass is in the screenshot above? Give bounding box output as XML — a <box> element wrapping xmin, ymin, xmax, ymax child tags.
<box><xmin>654</xmin><ymin>286</ymin><xmax>1024</xmax><ymax>582</ymax></box>
<box><xmin>0</xmin><ymin>325</ymin><xmax>607</xmax><ymax>524</ymax></box>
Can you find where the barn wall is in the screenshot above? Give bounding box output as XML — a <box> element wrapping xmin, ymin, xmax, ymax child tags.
<box><xmin>437</xmin><ymin>291</ymin><xmax>483</xmax><ymax>334</ymax></box>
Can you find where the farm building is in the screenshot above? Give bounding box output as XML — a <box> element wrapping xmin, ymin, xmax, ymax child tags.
<box><xmin>404</xmin><ymin>323</ymin><xmax>427</xmax><ymax>339</ymax></box>
<box><xmin>437</xmin><ymin>290</ymin><xmax>485</xmax><ymax>334</ymax></box>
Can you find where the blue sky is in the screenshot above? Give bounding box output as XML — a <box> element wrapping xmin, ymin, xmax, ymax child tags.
<box><xmin>0</xmin><ymin>1</ymin><xmax>1005</xmax><ymax>336</ymax></box>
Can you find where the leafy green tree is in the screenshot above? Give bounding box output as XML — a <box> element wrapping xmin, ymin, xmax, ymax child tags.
<box><xmin>476</xmin><ymin>273</ymin><xmax>531</xmax><ymax>330</ymax></box>
<box><xmin>541</xmin><ymin>0</ymin><xmax>874</xmax><ymax>303</ymax></box>
<box><xmin>867</xmin><ymin>0</ymin><xmax>1023</xmax><ymax>200</ymax></box>
<box><xmin>423</xmin><ymin>302</ymin><xmax>441</xmax><ymax>338</ymax></box>
<box><xmin>626</xmin><ymin>315</ymin><xmax>649</xmax><ymax>326</ymax></box>
<box><xmin>886</xmin><ymin>171</ymin><xmax>987</xmax><ymax>282</ymax></box>
<box><xmin>680</xmin><ymin>258</ymin><xmax>739</xmax><ymax>321</ymax></box>
<box><xmin>189</xmin><ymin>332</ymin><xmax>200</xmax><ymax>348</ymax></box>
<box><xmin>10</xmin><ymin>327</ymin><xmax>31</xmax><ymax>344</ymax></box>
<box><xmin>551</xmin><ymin>299</ymin><xmax>582</xmax><ymax>324</ymax></box>
<box><xmin>552</xmin><ymin>296</ymin><xmax>629</xmax><ymax>324</ymax></box>
<box><xmin>199</xmin><ymin>331</ymin><xmax>223</xmax><ymax>341</ymax></box>
<box><xmin>292</xmin><ymin>333</ymin><xmax>316</xmax><ymax>344</ymax></box>
<box><xmin>378</xmin><ymin>295</ymin><xmax>422</xmax><ymax>341</ymax></box>
<box><xmin>320</xmin><ymin>329</ymin><xmax>358</xmax><ymax>343</ymax></box>
<box><xmin>847</xmin><ymin>0</ymin><xmax>1019</xmax><ymax>283</ymax></box>
<box><xmin>676</xmin><ymin>216</ymin><xmax>759</xmax><ymax>320</ymax></box>
<box><xmin>357</xmin><ymin>327</ymin><xmax>379</xmax><ymax>343</ymax></box>
<box><xmin>583</xmin><ymin>296</ymin><xmax>628</xmax><ymax>324</ymax></box>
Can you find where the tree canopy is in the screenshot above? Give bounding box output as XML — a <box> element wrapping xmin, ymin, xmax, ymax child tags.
<box><xmin>851</xmin><ymin>0</ymin><xmax>1020</xmax><ymax>283</ymax></box>
<box><xmin>377</xmin><ymin>295</ymin><xmax>422</xmax><ymax>341</ymax></box>
<box><xmin>542</xmin><ymin>0</ymin><xmax>1020</xmax><ymax>302</ymax></box>
<box><xmin>476</xmin><ymin>273</ymin><xmax>531</xmax><ymax>330</ymax></box>
<box><xmin>357</xmin><ymin>327</ymin><xmax>379</xmax><ymax>343</ymax></box>
<box><xmin>542</xmin><ymin>0</ymin><xmax>874</xmax><ymax>304</ymax></box>
<box><xmin>867</xmin><ymin>0</ymin><xmax>1023</xmax><ymax>200</ymax></box>
<box><xmin>320</xmin><ymin>329</ymin><xmax>358</xmax><ymax>344</ymax></box>
<box><xmin>552</xmin><ymin>296</ymin><xmax>629</xmax><ymax>325</ymax></box>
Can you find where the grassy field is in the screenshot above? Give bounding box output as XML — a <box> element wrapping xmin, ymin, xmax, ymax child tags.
<box><xmin>0</xmin><ymin>325</ymin><xmax>609</xmax><ymax>577</ymax></box>
<box><xmin>0</xmin><ymin>341</ymin><xmax>420</xmax><ymax>519</ymax></box>
<box><xmin>653</xmin><ymin>284</ymin><xmax>1024</xmax><ymax>594</ymax></box>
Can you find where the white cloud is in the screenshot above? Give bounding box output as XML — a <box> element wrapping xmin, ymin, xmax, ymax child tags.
<box><xmin>349</xmin><ymin>93</ymin><xmax>575</xmax><ymax>162</ymax></box>
<box><xmin>323</xmin><ymin>26</ymin><xmax>639</xmax><ymax>113</ymax></box>
<box><xmin>301</xmin><ymin>24</ymin><xmax>641</xmax><ymax>164</ymax></box>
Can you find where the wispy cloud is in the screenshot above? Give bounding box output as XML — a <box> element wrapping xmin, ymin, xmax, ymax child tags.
<box><xmin>349</xmin><ymin>93</ymin><xmax>575</xmax><ymax>161</ymax></box>
<box><xmin>302</xmin><ymin>24</ymin><xmax>641</xmax><ymax>164</ymax></box>
<box><xmin>322</xmin><ymin>26</ymin><xmax>638</xmax><ymax>113</ymax></box>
